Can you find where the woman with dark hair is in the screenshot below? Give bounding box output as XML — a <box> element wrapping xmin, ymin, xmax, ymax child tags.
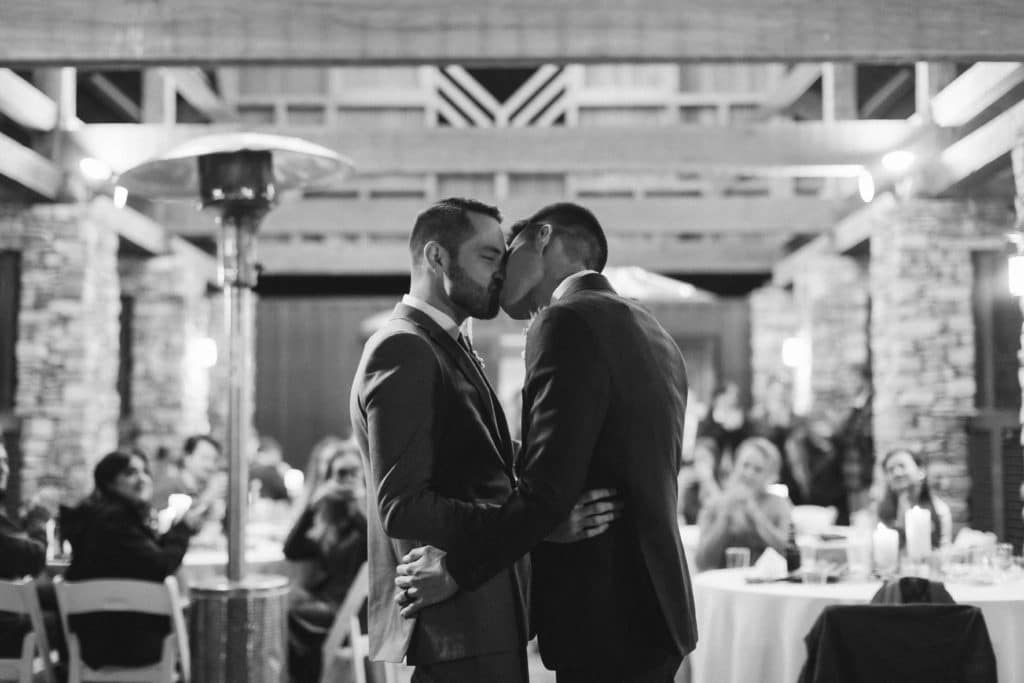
<box><xmin>284</xmin><ymin>440</ymin><xmax>368</xmax><ymax>682</ymax></box>
<box><xmin>696</xmin><ymin>381</ymin><xmax>751</xmax><ymax>483</ymax></box>
<box><xmin>876</xmin><ymin>448</ymin><xmax>952</xmax><ymax>548</ymax></box>
<box><xmin>59</xmin><ymin>450</ymin><xmax>209</xmax><ymax>669</ymax></box>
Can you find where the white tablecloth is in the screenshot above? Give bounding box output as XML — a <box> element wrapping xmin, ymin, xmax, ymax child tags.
<box><xmin>689</xmin><ymin>569</ymin><xmax>1024</xmax><ymax>683</ymax></box>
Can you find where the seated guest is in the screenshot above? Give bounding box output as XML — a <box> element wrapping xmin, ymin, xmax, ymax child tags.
<box><xmin>677</xmin><ymin>437</ymin><xmax>722</xmax><ymax>524</ymax></box>
<box><xmin>695</xmin><ymin>437</ymin><xmax>792</xmax><ymax>571</ymax></box>
<box><xmin>151</xmin><ymin>434</ymin><xmax>224</xmax><ymax>509</ymax></box>
<box><xmin>60</xmin><ymin>450</ymin><xmax>209</xmax><ymax>669</ymax></box>
<box><xmin>284</xmin><ymin>441</ymin><xmax>368</xmax><ymax>682</ymax></box>
<box><xmin>784</xmin><ymin>414</ymin><xmax>850</xmax><ymax>525</ymax></box>
<box><xmin>877</xmin><ymin>448</ymin><xmax>952</xmax><ymax>548</ymax></box>
<box><xmin>0</xmin><ymin>443</ymin><xmax>55</xmax><ymax>659</ymax></box>
<box><xmin>250</xmin><ymin>435</ymin><xmax>291</xmax><ymax>501</ymax></box>
<box><xmin>297</xmin><ymin>434</ymin><xmax>346</xmax><ymax>511</ymax></box>
<box><xmin>696</xmin><ymin>381</ymin><xmax>752</xmax><ymax>483</ymax></box>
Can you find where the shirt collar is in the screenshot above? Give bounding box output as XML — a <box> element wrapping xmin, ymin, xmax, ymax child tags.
<box><xmin>551</xmin><ymin>270</ymin><xmax>599</xmax><ymax>303</ymax></box>
<box><xmin>402</xmin><ymin>294</ymin><xmax>461</xmax><ymax>340</ymax></box>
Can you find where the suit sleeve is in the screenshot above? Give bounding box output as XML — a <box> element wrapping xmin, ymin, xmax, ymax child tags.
<box><xmin>0</xmin><ymin>527</ymin><xmax>46</xmax><ymax>577</ymax></box>
<box><xmin>445</xmin><ymin>306</ymin><xmax>609</xmax><ymax>589</ymax></box>
<box><xmin>362</xmin><ymin>333</ymin><xmax>498</xmax><ymax>549</ymax></box>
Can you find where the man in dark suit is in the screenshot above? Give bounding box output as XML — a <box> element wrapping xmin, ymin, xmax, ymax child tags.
<box><xmin>353</xmin><ymin>197</ymin><xmax>621</xmax><ymax>682</ymax></box>
<box><xmin>396</xmin><ymin>202</ymin><xmax>697</xmax><ymax>683</ymax></box>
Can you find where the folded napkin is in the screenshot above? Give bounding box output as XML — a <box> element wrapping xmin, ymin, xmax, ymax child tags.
<box><xmin>751</xmin><ymin>547</ymin><xmax>789</xmax><ymax>579</ymax></box>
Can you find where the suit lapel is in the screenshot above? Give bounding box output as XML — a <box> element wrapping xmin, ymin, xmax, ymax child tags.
<box><xmin>392</xmin><ymin>304</ymin><xmax>513</xmax><ymax>470</ymax></box>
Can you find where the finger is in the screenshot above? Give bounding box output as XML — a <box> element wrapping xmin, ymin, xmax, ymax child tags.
<box><xmin>395</xmin><ymin>576</ymin><xmax>414</xmax><ymax>589</ymax></box>
<box><xmin>583</xmin><ymin>500</ymin><xmax>625</xmax><ymax>518</ymax></box>
<box><xmin>401</xmin><ymin>547</ymin><xmax>427</xmax><ymax>563</ymax></box>
<box><xmin>395</xmin><ymin>564</ymin><xmax>411</xmax><ymax>577</ymax></box>
<box><xmin>584</xmin><ymin>511</ymin><xmax>619</xmax><ymax>528</ymax></box>
<box><xmin>400</xmin><ymin>601</ymin><xmax>424</xmax><ymax>619</ymax></box>
<box><xmin>584</xmin><ymin>523</ymin><xmax>610</xmax><ymax>539</ymax></box>
<box><xmin>576</xmin><ymin>488</ymin><xmax>618</xmax><ymax>506</ymax></box>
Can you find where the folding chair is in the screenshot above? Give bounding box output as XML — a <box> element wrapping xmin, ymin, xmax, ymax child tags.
<box><xmin>0</xmin><ymin>578</ymin><xmax>56</xmax><ymax>683</ymax></box>
<box><xmin>319</xmin><ymin>563</ymin><xmax>400</xmax><ymax>683</ymax></box>
<box><xmin>54</xmin><ymin>576</ymin><xmax>190</xmax><ymax>683</ymax></box>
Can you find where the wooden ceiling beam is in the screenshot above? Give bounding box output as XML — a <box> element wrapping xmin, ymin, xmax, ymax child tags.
<box><xmin>163</xmin><ymin>68</ymin><xmax>238</xmax><ymax>122</ymax></box>
<box><xmin>0</xmin><ymin>69</ymin><xmax>58</xmax><ymax>130</ymax></box>
<box><xmin>149</xmin><ymin>195</ymin><xmax>844</xmax><ymax>239</ymax></box>
<box><xmin>0</xmin><ymin>132</ymin><xmax>62</xmax><ymax>198</ymax></box>
<box><xmin>930</xmin><ymin>62</ymin><xmax>1024</xmax><ymax>127</ymax></box>
<box><xmin>88</xmin><ymin>195</ymin><xmax>218</xmax><ymax>282</ymax></box>
<box><xmin>758</xmin><ymin>64</ymin><xmax>822</xmax><ymax>117</ymax></box>
<box><xmin>69</xmin><ymin>120</ymin><xmax>929</xmax><ymax>178</ymax></box>
<box><xmin>257</xmin><ymin>237</ymin><xmax>779</xmax><ymax>276</ymax></box>
<box><xmin>2</xmin><ymin>1</ymin><xmax>1022</xmax><ymax>65</ymax></box>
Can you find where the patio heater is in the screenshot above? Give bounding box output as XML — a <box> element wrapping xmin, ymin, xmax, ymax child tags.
<box><xmin>119</xmin><ymin>133</ymin><xmax>352</xmax><ymax>682</ymax></box>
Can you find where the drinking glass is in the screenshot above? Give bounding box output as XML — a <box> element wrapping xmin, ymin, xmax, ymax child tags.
<box><xmin>995</xmin><ymin>543</ymin><xmax>1014</xmax><ymax>572</ymax></box>
<box><xmin>725</xmin><ymin>547</ymin><xmax>751</xmax><ymax>569</ymax></box>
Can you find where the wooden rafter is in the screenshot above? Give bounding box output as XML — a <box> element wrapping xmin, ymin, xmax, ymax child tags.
<box><xmin>69</xmin><ymin>120</ymin><xmax>929</xmax><ymax>178</ymax></box>
<box><xmin>256</xmin><ymin>236</ymin><xmax>781</xmax><ymax>276</ymax></box>
<box><xmin>0</xmin><ymin>132</ymin><xmax>62</xmax><ymax>198</ymax></box>
<box><xmin>759</xmin><ymin>64</ymin><xmax>821</xmax><ymax>117</ymax></box>
<box><xmin>149</xmin><ymin>195</ymin><xmax>844</xmax><ymax>239</ymax></box>
<box><xmin>2</xmin><ymin>1</ymin><xmax>1022</xmax><ymax>65</ymax></box>
<box><xmin>0</xmin><ymin>69</ymin><xmax>57</xmax><ymax>130</ymax></box>
<box><xmin>163</xmin><ymin>68</ymin><xmax>238</xmax><ymax>122</ymax></box>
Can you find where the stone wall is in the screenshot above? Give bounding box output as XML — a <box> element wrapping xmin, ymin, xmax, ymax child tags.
<box><xmin>794</xmin><ymin>255</ymin><xmax>870</xmax><ymax>416</ymax></box>
<box><xmin>749</xmin><ymin>285</ymin><xmax>799</xmax><ymax>409</ymax></box>
<box><xmin>120</xmin><ymin>254</ymin><xmax>214</xmax><ymax>459</ymax></box>
<box><xmin>870</xmin><ymin>198</ymin><xmax>1013</xmax><ymax>526</ymax></box>
<box><xmin>0</xmin><ymin>204</ymin><xmax>121</xmax><ymax>500</ymax></box>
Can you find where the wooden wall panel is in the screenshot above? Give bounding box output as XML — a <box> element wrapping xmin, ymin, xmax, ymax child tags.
<box><xmin>254</xmin><ymin>295</ymin><xmax>397</xmax><ymax>469</ymax></box>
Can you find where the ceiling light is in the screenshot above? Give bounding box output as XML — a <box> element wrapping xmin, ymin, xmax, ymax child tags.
<box><xmin>78</xmin><ymin>157</ymin><xmax>113</xmax><ymax>182</ymax></box>
<box><xmin>881</xmin><ymin>150</ymin><xmax>916</xmax><ymax>174</ymax></box>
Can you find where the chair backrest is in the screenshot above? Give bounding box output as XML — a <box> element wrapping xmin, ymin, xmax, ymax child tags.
<box><xmin>0</xmin><ymin>578</ymin><xmax>55</xmax><ymax>683</ymax></box>
<box><xmin>54</xmin><ymin>576</ymin><xmax>190</xmax><ymax>683</ymax></box>
<box><xmin>320</xmin><ymin>562</ymin><xmax>370</xmax><ymax>683</ymax></box>
<box><xmin>799</xmin><ymin>604</ymin><xmax>997</xmax><ymax>683</ymax></box>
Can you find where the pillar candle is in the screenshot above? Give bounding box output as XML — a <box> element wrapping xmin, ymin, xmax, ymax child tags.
<box><xmin>905</xmin><ymin>505</ymin><xmax>932</xmax><ymax>561</ymax></box>
<box><xmin>873</xmin><ymin>523</ymin><xmax>899</xmax><ymax>573</ymax></box>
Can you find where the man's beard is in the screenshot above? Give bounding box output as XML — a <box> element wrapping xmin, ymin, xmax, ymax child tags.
<box><xmin>448</xmin><ymin>262</ymin><xmax>501</xmax><ymax>319</ymax></box>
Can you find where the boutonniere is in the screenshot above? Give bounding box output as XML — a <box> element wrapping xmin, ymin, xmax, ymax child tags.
<box><xmin>471</xmin><ymin>348</ymin><xmax>486</xmax><ymax>369</ymax></box>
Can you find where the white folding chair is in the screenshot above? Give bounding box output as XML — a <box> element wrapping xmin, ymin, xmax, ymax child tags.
<box><xmin>54</xmin><ymin>577</ymin><xmax>190</xmax><ymax>683</ymax></box>
<box><xmin>319</xmin><ymin>563</ymin><xmax>400</xmax><ymax>683</ymax></box>
<box><xmin>0</xmin><ymin>578</ymin><xmax>56</xmax><ymax>683</ymax></box>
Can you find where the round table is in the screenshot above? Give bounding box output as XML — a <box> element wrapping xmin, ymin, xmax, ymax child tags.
<box><xmin>689</xmin><ymin>569</ymin><xmax>1024</xmax><ymax>683</ymax></box>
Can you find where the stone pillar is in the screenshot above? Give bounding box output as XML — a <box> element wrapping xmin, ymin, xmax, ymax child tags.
<box><xmin>120</xmin><ymin>254</ymin><xmax>214</xmax><ymax>459</ymax></box>
<box><xmin>793</xmin><ymin>255</ymin><xmax>870</xmax><ymax>414</ymax></box>
<box><xmin>749</xmin><ymin>285</ymin><xmax>799</xmax><ymax>408</ymax></box>
<box><xmin>1013</xmin><ymin>129</ymin><xmax>1024</xmax><ymax>527</ymax></box>
<box><xmin>0</xmin><ymin>204</ymin><xmax>121</xmax><ymax>500</ymax></box>
<box><xmin>870</xmin><ymin>199</ymin><xmax>1013</xmax><ymax>527</ymax></box>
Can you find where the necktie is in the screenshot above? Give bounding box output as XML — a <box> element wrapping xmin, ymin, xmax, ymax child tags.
<box><xmin>457</xmin><ymin>333</ymin><xmax>483</xmax><ymax>369</ymax></box>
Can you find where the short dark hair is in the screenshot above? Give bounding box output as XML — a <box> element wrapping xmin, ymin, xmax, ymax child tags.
<box><xmin>524</xmin><ymin>202</ymin><xmax>608</xmax><ymax>271</ymax></box>
<box><xmin>183</xmin><ymin>434</ymin><xmax>221</xmax><ymax>457</ymax></box>
<box><xmin>409</xmin><ymin>197</ymin><xmax>502</xmax><ymax>265</ymax></box>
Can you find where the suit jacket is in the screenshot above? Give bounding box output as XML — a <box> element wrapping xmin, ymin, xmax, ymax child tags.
<box><xmin>798</xmin><ymin>605</ymin><xmax>997</xmax><ymax>683</ymax></box>
<box><xmin>350</xmin><ymin>302</ymin><xmax>529</xmax><ymax>664</ymax></box>
<box><xmin>0</xmin><ymin>509</ymin><xmax>46</xmax><ymax>579</ymax></box>
<box><xmin>445</xmin><ymin>273</ymin><xmax>698</xmax><ymax>670</ymax></box>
